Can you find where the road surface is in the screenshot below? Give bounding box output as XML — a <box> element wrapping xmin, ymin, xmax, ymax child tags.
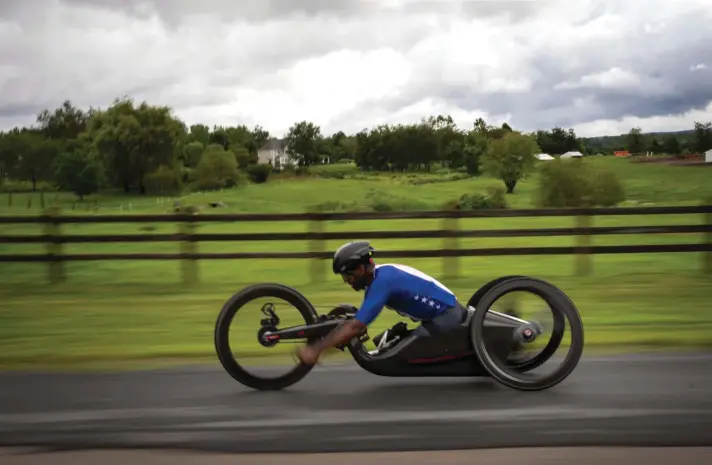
<box><xmin>3</xmin><ymin>447</ymin><xmax>712</xmax><ymax>465</ymax></box>
<box><xmin>1</xmin><ymin>352</ymin><xmax>711</xmax><ymax>454</ymax></box>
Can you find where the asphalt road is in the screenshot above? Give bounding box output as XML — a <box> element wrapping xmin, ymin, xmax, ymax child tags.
<box><xmin>1</xmin><ymin>352</ymin><xmax>712</xmax><ymax>454</ymax></box>
<box><xmin>3</xmin><ymin>447</ymin><xmax>712</xmax><ymax>465</ymax></box>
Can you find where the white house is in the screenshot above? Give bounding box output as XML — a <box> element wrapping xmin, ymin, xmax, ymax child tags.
<box><xmin>705</xmin><ymin>148</ymin><xmax>712</xmax><ymax>163</ymax></box>
<box><xmin>561</xmin><ymin>151</ymin><xmax>583</xmax><ymax>159</ymax></box>
<box><xmin>257</xmin><ymin>138</ymin><xmax>293</xmax><ymax>171</ymax></box>
<box><xmin>535</xmin><ymin>153</ymin><xmax>555</xmax><ymax>161</ymax></box>
<box><xmin>256</xmin><ymin>138</ymin><xmax>331</xmax><ymax>170</ymax></box>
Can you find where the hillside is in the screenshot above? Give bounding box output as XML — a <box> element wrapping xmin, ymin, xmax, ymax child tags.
<box><xmin>580</xmin><ymin>129</ymin><xmax>697</xmax><ymax>154</ymax></box>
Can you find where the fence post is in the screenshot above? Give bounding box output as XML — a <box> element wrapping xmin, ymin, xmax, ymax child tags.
<box><xmin>44</xmin><ymin>206</ymin><xmax>65</xmax><ymax>284</ymax></box>
<box><xmin>442</xmin><ymin>213</ymin><xmax>460</xmax><ymax>280</ymax></box>
<box><xmin>179</xmin><ymin>215</ymin><xmax>199</xmax><ymax>286</ymax></box>
<box><xmin>308</xmin><ymin>214</ymin><xmax>325</xmax><ymax>284</ymax></box>
<box><xmin>575</xmin><ymin>212</ymin><xmax>592</xmax><ymax>276</ymax></box>
<box><xmin>704</xmin><ymin>198</ymin><xmax>712</xmax><ymax>275</ymax></box>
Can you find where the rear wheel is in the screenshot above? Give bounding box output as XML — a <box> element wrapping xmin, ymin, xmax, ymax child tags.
<box><xmin>214</xmin><ymin>283</ymin><xmax>320</xmax><ymax>391</ymax></box>
<box><xmin>468</xmin><ymin>275</ymin><xmax>563</xmax><ymax>372</ymax></box>
<box><xmin>470</xmin><ymin>277</ymin><xmax>584</xmax><ymax>391</ymax></box>
<box><xmin>466</xmin><ymin>275</ymin><xmax>528</xmax><ymax>310</ymax></box>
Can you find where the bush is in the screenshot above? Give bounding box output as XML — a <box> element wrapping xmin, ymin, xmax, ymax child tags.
<box><xmin>452</xmin><ymin>186</ymin><xmax>508</xmax><ymax>210</ymax></box>
<box><xmin>307</xmin><ymin>164</ymin><xmax>365</xmax><ymax>179</ymax></box>
<box><xmin>0</xmin><ymin>179</ymin><xmax>56</xmax><ymax>193</ymax></box>
<box><xmin>311</xmin><ymin>189</ymin><xmax>434</xmax><ymax>212</ymax></box>
<box><xmin>535</xmin><ymin>158</ymin><xmax>625</xmax><ymax>208</ymax></box>
<box><xmin>144</xmin><ymin>165</ymin><xmax>183</xmax><ymax>195</ymax></box>
<box><xmin>246</xmin><ymin>164</ymin><xmax>272</xmax><ymax>183</ymax></box>
<box><xmin>192</xmin><ymin>147</ymin><xmax>246</xmax><ymax>191</ymax></box>
<box><xmin>401</xmin><ymin>172</ymin><xmax>471</xmax><ymax>185</ymax></box>
<box><xmin>311</xmin><ymin>200</ymin><xmax>366</xmax><ymax>212</ymax></box>
<box><xmin>365</xmin><ymin>189</ymin><xmax>432</xmax><ymax>211</ymax></box>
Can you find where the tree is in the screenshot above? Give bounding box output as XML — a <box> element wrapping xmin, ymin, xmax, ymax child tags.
<box><xmin>663</xmin><ymin>135</ymin><xmax>681</xmax><ymax>155</ymax></box>
<box><xmin>648</xmin><ymin>137</ymin><xmax>663</xmax><ymax>154</ymax></box>
<box><xmin>53</xmin><ymin>150</ymin><xmax>105</xmax><ymax>200</ymax></box>
<box><xmin>480</xmin><ymin>131</ymin><xmax>539</xmax><ymax>193</ymax></box>
<box><xmin>194</xmin><ymin>144</ymin><xmax>243</xmax><ymax>190</ymax></box>
<box><xmin>232</xmin><ymin>144</ymin><xmax>255</xmax><ymax>169</ymax></box>
<box><xmin>424</xmin><ymin>114</ymin><xmax>464</xmax><ymax>167</ymax></box>
<box><xmin>0</xmin><ymin>129</ymin><xmax>22</xmax><ymax>183</ymax></box>
<box><xmin>536</xmin><ymin>127</ymin><xmax>582</xmax><ymax>154</ymax></box>
<box><xmin>323</xmin><ymin>131</ymin><xmax>357</xmax><ymax>162</ymax></box>
<box><xmin>188</xmin><ymin>124</ymin><xmax>211</xmax><ymax>146</ymax></box>
<box><xmin>180</xmin><ymin>141</ymin><xmax>204</xmax><ymax>168</ymax></box>
<box><xmin>143</xmin><ymin>164</ymin><xmax>183</xmax><ymax>195</ymax></box>
<box><xmin>84</xmin><ymin>97</ymin><xmax>186</xmax><ymax>194</ymax></box>
<box><xmin>626</xmin><ymin>127</ymin><xmax>646</xmax><ymax>154</ymax></box>
<box><xmin>3</xmin><ymin>92</ymin><xmax>709</xmax><ymax>204</ymax></box>
<box><xmin>36</xmin><ymin>100</ymin><xmax>90</xmax><ymax>142</ymax></box>
<box><xmin>536</xmin><ymin>158</ymin><xmax>625</xmax><ymax>208</ymax></box>
<box><xmin>693</xmin><ymin>121</ymin><xmax>712</xmax><ymax>152</ymax></box>
<box><xmin>285</xmin><ymin>121</ymin><xmax>322</xmax><ymax>169</ymax></box>
<box><xmin>251</xmin><ymin>125</ymin><xmax>270</xmax><ymax>152</ymax></box>
<box><xmin>9</xmin><ymin>129</ymin><xmax>60</xmax><ymax>191</ymax></box>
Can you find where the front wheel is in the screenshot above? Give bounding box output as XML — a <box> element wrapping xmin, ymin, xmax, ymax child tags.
<box><xmin>470</xmin><ymin>277</ymin><xmax>584</xmax><ymax>391</ymax></box>
<box><xmin>214</xmin><ymin>283</ymin><xmax>320</xmax><ymax>391</ymax></box>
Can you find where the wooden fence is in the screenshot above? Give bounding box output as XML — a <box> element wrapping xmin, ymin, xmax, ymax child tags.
<box><xmin>1</xmin><ymin>203</ymin><xmax>711</xmax><ymax>284</ymax></box>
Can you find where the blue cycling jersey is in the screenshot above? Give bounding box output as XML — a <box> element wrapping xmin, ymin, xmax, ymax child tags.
<box><xmin>353</xmin><ymin>264</ymin><xmax>458</xmax><ymax>326</ymax></box>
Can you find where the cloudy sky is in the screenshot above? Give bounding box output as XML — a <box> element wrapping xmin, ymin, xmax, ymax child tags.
<box><xmin>1</xmin><ymin>0</ymin><xmax>711</xmax><ymax>138</ymax></box>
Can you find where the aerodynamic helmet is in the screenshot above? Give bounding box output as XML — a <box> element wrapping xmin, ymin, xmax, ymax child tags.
<box><xmin>332</xmin><ymin>241</ymin><xmax>375</xmax><ymax>275</ymax></box>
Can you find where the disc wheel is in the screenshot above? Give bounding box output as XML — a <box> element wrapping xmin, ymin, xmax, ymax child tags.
<box><xmin>468</xmin><ymin>275</ymin><xmax>563</xmax><ymax>372</ymax></box>
<box><xmin>470</xmin><ymin>277</ymin><xmax>584</xmax><ymax>391</ymax></box>
<box><xmin>504</xmin><ymin>309</ymin><xmax>566</xmax><ymax>374</ymax></box>
<box><xmin>214</xmin><ymin>283</ymin><xmax>320</xmax><ymax>391</ymax></box>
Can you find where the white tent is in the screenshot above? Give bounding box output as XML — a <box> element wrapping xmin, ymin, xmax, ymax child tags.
<box><xmin>705</xmin><ymin>148</ymin><xmax>712</xmax><ymax>163</ymax></box>
<box><xmin>535</xmin><ymin>153</ymin><xmax>554</xmax><ymax>160</ymax></box>
<box><xmin>561</xmin><ymin>151</ymin><xmax>583</xmax><ymax>159</ymax></box>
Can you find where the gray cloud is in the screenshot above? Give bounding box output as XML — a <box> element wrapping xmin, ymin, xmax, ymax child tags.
<box><xmin>62</xmin><ymin>0</ymin><xmax>364</xmax><ymax>25</ymax></box>
<box><xmin>57</xmin><ymin>0</ymin><xmax>545</xmax><ymax>24</ymax></box>
<box><xmin>362</xmin><ymin>2</ymin><xmax>712</xmax><ymax>132</ymax></box>
<box><xmin>1</xmin><ymin>0</ymin><xmax>711</xmax><ymax>137</ymax></box>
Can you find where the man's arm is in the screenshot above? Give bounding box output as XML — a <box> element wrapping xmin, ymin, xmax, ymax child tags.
<box><xmin>311</xmin><ymin>319</ymin><xmax>366</xmax><ymax>353</ymax></box>
<box><xmin>300</xmin><ymin>278</ymin><xmax>389</xmax><ymax>363</ymax></box>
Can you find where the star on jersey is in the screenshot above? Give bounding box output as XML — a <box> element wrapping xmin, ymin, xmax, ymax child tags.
<box><xmin>414</xmin><ymin>294</ymin><xmax>441</xmax><ymax>310</ymax></box>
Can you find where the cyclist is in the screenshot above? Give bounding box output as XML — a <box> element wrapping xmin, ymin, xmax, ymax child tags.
<box><xmin>296</xmin><ymin>241</ymin><xmax>467</xmax><ymax>365</ymax></box>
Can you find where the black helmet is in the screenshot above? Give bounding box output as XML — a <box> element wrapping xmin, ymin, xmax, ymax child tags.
<box><xmin>332</xmin><ymin>241</ymin><xmax>375</xmax><ymax>275</ymax></box>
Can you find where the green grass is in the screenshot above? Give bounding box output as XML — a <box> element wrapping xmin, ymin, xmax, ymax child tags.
<box><xmin>2</xmin><ymin>156</ymin><xmax>711</xmax><ymax>217</ymax></box>
<box><xmin>1</xmin><ymin>156</ymin><xmax>711</xmax><ymax>370</ymax></box>
<box><xmin>1</xmin><ymin>259</ymin><xmax>710</xmax><ymax>371</ymax></box>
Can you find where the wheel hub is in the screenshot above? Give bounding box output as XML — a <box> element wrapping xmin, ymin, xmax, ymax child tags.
<box><xmin>515</xmin><ymin>322</ymin><xmax>543</xmax><ymax>343</ymax></box>
<box><xmin>257</xmin><ymin>326</ymin><xmax>279</xmax><ymax>347</ymax></box>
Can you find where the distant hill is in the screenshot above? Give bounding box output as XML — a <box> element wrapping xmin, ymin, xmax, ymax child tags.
<box><xmin>581</xmin><ymin>129</ymin><xmax>694</xmax><ymax>142</ymax></box>
<box><xmin>579</xmin><ymin>129</ymin><xmax>697</xmax><ymax>154</ymax></box>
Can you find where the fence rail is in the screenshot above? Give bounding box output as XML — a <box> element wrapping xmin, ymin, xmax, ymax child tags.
<box><xmin>1</xmin><ymin>203</ymin><xmax>711</xmax><ymax>284</ymax></box>
<box><xmin>1</xmin><ymin>204</ymin><xmax>711</xmax><ymax>223</ymax></box>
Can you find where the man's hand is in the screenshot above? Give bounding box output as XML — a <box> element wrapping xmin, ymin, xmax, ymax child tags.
<box><xmin>296</xmin><ymin>345</ymin><xmax>320</xmax><ymax>365</ymax></box>
<box><xmin>295</xmin><ymin>319</ymin><xmax>366</xmax><ymax>366</ymax></box>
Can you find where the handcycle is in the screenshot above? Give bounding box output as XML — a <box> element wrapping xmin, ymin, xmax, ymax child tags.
<box><xmin>214</xmin><ymin>275</ymin><xmax>585</xmax><ymax>391</ymax></box>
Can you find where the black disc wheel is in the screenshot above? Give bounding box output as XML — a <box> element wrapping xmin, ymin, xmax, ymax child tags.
<box><xmin>470</xmin><ymin>277</ymin><xmax>584</xmax><ymax>391</ymax></box>
<box><xmin>468</xmin><ymin>275</ymin><xmax>562</xmax><ymax>373</ymax></box>
<box><xmin>214</xmin><ymin>283</ymin><xmax>320</xmax><ymax>391</ymax></box>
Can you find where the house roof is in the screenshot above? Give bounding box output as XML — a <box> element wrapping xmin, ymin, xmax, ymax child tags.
<box><xmin>259</xmin><ymin>138</ymin><xmax>286</xmax><ymax>151</ymax></box>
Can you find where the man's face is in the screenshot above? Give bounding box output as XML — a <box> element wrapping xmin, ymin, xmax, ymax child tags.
<box><xmin>341</xmin><ymin>265</ymin><xmax>367</xmax><ymax>291</ymax></box>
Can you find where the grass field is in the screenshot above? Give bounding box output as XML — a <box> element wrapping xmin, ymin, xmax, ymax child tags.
<box><xmin>1</xmin><ymin>156</ymin><xmax>711</xmax><ymax>370</ymax></box>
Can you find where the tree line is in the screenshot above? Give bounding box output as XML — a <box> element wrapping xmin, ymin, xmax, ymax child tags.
<box><xmin>0</xmin><ymin>98</ymin><xmax>710</xmax><ymax>200</ymax></box>
<box><xmin>583</xmin><ymin>125</ymin><xmax>711</xmax><ymax>155</ymax></box>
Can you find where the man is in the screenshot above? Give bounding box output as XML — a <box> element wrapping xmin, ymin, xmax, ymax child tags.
<box><xmin>296</xmin><ymin>240</ymin><xmax>467</xmax><ymax>366</ymax></box>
